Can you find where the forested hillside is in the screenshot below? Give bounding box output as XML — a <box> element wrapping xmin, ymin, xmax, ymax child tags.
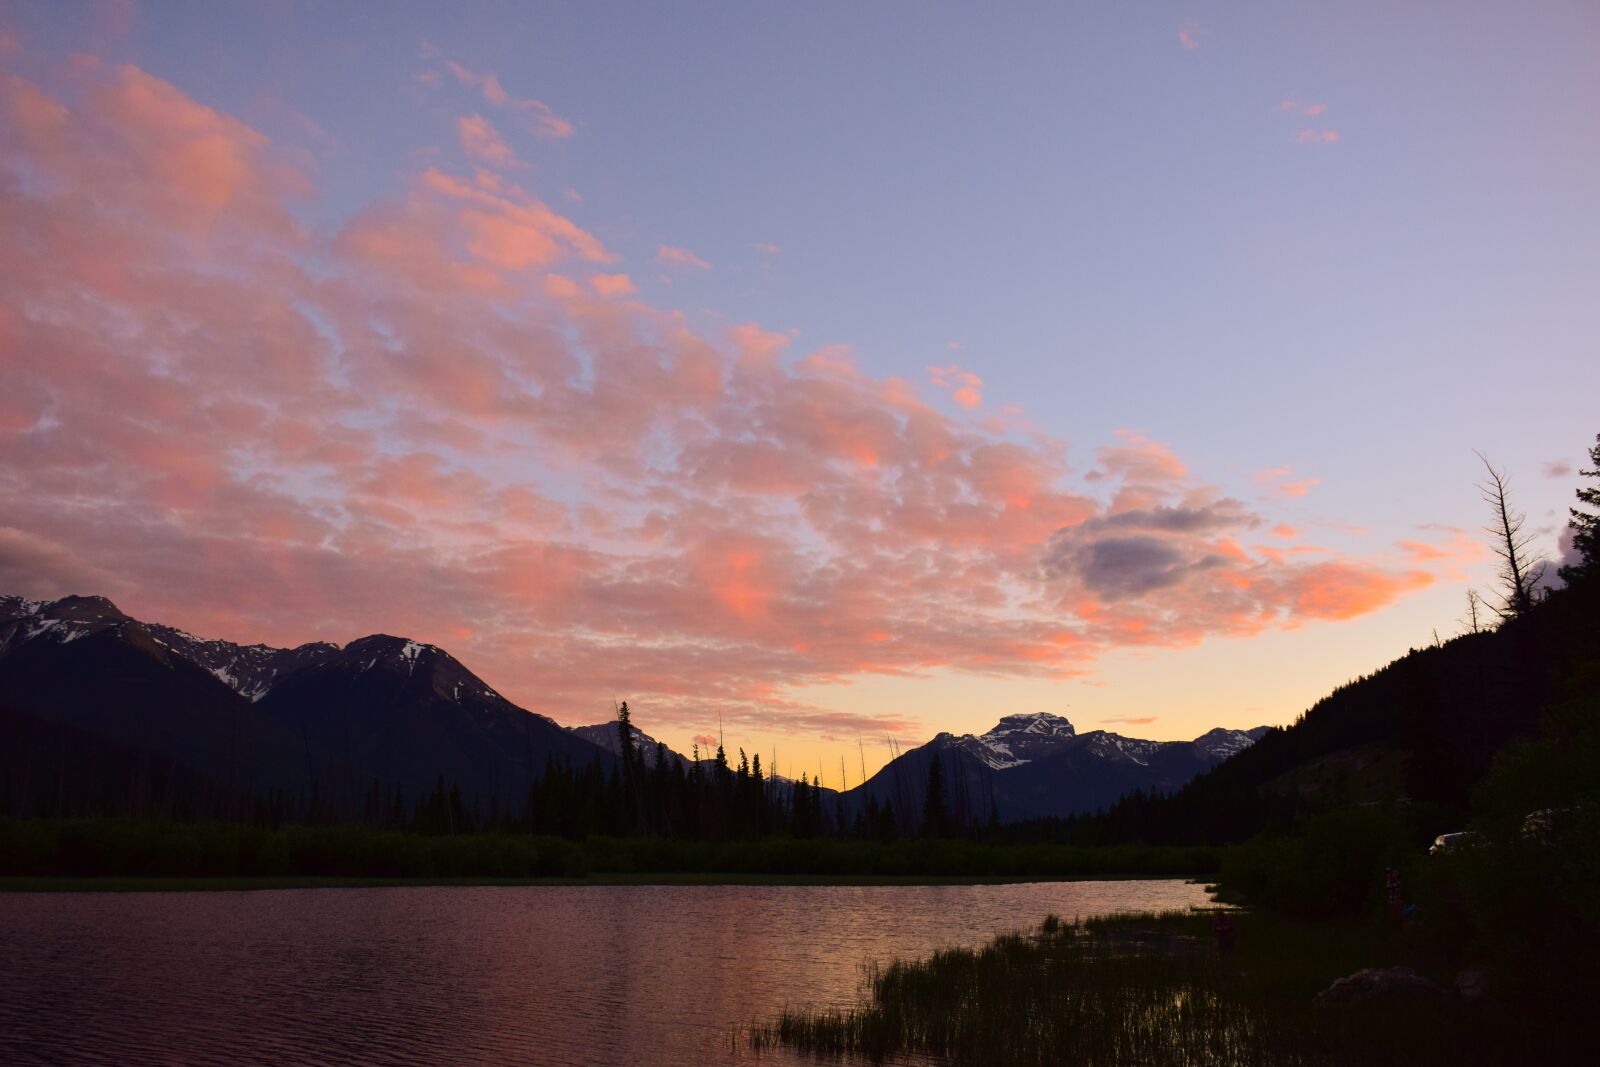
<box><xmin>1059</xmin><ymin>569</ymin><xmax>1598</xmax><ymax>846</ymax></box>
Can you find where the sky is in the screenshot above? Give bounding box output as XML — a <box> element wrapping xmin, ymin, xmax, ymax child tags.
<box><xmin>1</xmin><ymin>1</ymin><xmax>1596</xmax><ymax>785</ymax></box>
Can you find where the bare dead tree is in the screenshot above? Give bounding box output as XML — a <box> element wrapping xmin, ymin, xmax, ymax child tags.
<box><xmin>1460</xmin><ymin>587</ymin><xmax>1484</xmax><ymax>634</ymax></box>
<box><xmin>1475</xmin><ymin>451</ymin><xmax>1545</xmax><ymax>618</ymax></box>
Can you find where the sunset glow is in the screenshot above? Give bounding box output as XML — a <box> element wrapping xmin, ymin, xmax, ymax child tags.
<box><xmin>1</xmin><ymin>3</ymin><xmax>1593</xmax><ymax>780</ymax></box>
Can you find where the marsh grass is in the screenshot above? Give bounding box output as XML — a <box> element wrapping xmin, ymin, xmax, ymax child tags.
<box><xmin>749</xmin><ymin>911</ymin><xmax>1494</xmax><ymax>1065</ymax></box>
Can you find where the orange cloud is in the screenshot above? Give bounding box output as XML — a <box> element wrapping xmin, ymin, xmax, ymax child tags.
<box><xmin>1395</xmin><ymin>534</ymin><xmax>1486</xmax><ymax>579</ymax></box>
<box><xmin>1291</xmin><ymin>563</ymin><xmax>1432</xmax><ymax>621</ymax></box>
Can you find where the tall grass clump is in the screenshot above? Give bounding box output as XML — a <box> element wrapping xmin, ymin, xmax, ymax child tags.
<box><xmin>751</xmin><ymin>910</ymin><xmax>1500</xmax><ymax>1065</ymax></box>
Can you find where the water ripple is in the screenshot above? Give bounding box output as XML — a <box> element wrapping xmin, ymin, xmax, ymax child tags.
<box><xmin>1</xmin><ymin>879</ymin><xmax>1211</xmax><ymax>1065</ymax></box>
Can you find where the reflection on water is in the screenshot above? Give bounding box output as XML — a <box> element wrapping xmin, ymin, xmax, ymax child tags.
<box><xmin>1</xmin><ymin>879</ymin><xmax>1212</xmax><ymax>1065</ymax></box>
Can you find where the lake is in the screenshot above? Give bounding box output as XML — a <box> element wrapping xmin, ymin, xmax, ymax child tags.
<box><xmin>1</xmin><ymin>879</ymin><xmax>1214</xmax><ymax>1065</ymax></box>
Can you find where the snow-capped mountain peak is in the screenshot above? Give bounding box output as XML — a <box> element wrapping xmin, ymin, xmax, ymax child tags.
<box><xmin>932</xmin><ymin>712</ymin><xmax>1080</xmax><ymax>770</ymax></box>
<box><xmin>1</xmin><ymin>594</ymin><xmax>131</xmax><ymax>652</ymax></box>
<box><xmin>981</xmin><ymin>711</ymin><xmax>1076</xmax><ymax>741</ymax></box>
<box><xmin>1192</xmin><ymin>726</ymin><xmax>1272</xmax><ymax>762</ymax></box>
<box><xmin>148</xmin><ymin>627</ymin><xmax>340</xmax><ymax>702</ymax></box>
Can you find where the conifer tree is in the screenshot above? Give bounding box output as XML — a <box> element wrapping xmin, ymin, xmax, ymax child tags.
<box><xmin>1561</xmin><ymin>433</ymin><xmax>1600</xmax><ymax>583</ymax></box>
<box><xmin>922</xmin><ymin>753</ymin><xmax>949</xmax><ymax>837</ymax></box>
<box><xmin>616</xmin><ymin>701</ymin><xmax>636</xmax><ymax>775</ymax></box>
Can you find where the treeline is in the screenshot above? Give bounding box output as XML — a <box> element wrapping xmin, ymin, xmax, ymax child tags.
<box><xmin>515</xmin><ymin>704</ymin><xmax>981</xmax><ymax>842</ymax></box>
<box><xmin>0</xmin><ymin>698</ymin><xmax>969</xmax><ymax>846</ymax></box>
<box><xmin>0</xmin><ymin>818</ymin><xmax>1222</xmax><ymax>881</ymax></box>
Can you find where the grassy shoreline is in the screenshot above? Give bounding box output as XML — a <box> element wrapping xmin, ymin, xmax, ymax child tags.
<box><xmin>0</xmin><ymin>871</ymin><xmax>1205</xmax><ymax>893</ymax></box>
<box><xmin>748</xmin><ymin>910</ymin><xmax>1547</xmax><ymax>1065</ymax></box>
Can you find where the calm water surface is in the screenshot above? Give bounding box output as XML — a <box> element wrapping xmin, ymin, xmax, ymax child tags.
<box><xmin>1</xmin><ymin>879</ymin><xmax>1213</xmax><ymax>1065</ymax></box>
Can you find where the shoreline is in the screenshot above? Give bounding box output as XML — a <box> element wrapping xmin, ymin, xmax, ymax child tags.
<box><xmin>0</xmin><ymin>872</ymin><xmax>1212</xmax><ymax>893</ymax></box>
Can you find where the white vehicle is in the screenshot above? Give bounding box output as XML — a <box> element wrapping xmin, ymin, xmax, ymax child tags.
<box><xmin>1429</xmin><ymin>831</ymin><xmax>1486</xmax><ymax>855</ymax></box>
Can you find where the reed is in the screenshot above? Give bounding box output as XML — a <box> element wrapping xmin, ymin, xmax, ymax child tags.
<box><xmin>750</xmin><ymin>910</ymin><xmax>1491</xmax><ymax>1065</ymax></box>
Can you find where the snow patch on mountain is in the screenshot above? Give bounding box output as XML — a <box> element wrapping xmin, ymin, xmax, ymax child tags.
<box><xmin>947</xmin><ymin>711</ymin><xmax>1079</xmax><ymax>768</ymax></box>
<box><xmin>1193</xmin><ymin>726</ymin><xmax>1271</xmax><ymax>761</ymax></box>
<box><xmin>569</xmin><ymin>722</ymin><xmax>689</xmax><ymax>770</ymax></box>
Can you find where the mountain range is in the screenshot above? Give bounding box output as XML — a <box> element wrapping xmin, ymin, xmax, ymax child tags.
<box><xmin>843</xmin><ymin>712</ymin><xmax>1269</xmax><ymax>823</ymax></box>
<box><xmin>0</xmin><ymin>593</ymin><xmax>1266</xmax><ymax>824</ymax></box>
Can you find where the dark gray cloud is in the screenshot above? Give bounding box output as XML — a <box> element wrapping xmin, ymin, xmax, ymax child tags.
<box><xmin>1096</xmin><ymin>502</ymin><xmax>1257</xmax><ymax>534</ymax></box>
<box><xmin>1040</xmin><ymin>500</ymin><xmax>1258</xmax><ymax>600</ymax></box>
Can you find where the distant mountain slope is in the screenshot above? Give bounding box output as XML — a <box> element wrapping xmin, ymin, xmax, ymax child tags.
<box><xmin>0</xmin><ymin>595</ymin><xmax>321</xmax><ymax>799</ymax></box>
<box><xmin>569</xmin><ymin>721</ymin><xmax>690</xmax><ymax>771</ymax></box>
<box><xmin>846</xmin><ymin>711</ymin><xmax>1269</xmax><ymax>824</ymax></box>
<box><xmin>258</xmin><ymin>634</ymin><xmax>606</xmax><ymax>804</ymax></box>
<box><xmin>2</xmin><ymin>594</ymin><xmax>1262</xmax><ymax>828</ymax></box>
<box><xmin>146</xmin><ymin>624</ymin><xmax>341</xmax><ymax>703</ymax></box>
<box><xmin>0</xmin><ymin>595</ymin><xmax>614</xmax><ymax>816</ymax></box>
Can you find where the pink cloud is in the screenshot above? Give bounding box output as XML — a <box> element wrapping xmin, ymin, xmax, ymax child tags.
<box><xmin>928</xmin><ymin>364</ymin><xmax>984</xmax><ymax>408</ymax></box>
<box><xmin>1276</xmin><ymin>101</ymin><xmax>1329</xmax><ymax>117</ymax></box>
<box><xmin>658</xmin><ymin>244</ymin><xmax>711</xmax><ymax>270</ymax></box>
<box><xmin>590</xmin><ymin>273</ymin><xmax>638</xmax><ymax>297</ymax></box>
<box><xmin>1092</xmin><ymin>430</ymin><xmax>1189</xmax><ymax>486</ymax></box>
<box><xmin>1255</xmin><ymin>466</ymin><xmax>1321</xmax><ymax>496</ymax></box>
<box><xmin>447</xmin><ymin>60</ymin><xmax>509</xmax><ymax>106</ymax></box>
<box><xmin>1297</xmin><ymin>127</ymin><xmax>1341</xmax><ymax>144</ymax></box>
<box><xmin>336</xmin><ymin>167</ymin><xmax>612</xmax><ymax>283</ymax></box>
<box><xmin>456</xmin><ymin>114</ymin><xmax>518</xmax><ymax>166</ymax></box>
<box><xmin>1395</xmin><ymin>534</ymin><xmax>1485</xmax><ymax>578</ymax></box>
<box><xmin>754</xmin><ymin>242</ymin><xmax>781</xmax><ymax>255</ymax></box>
<box><xmin>1178</xmin><ymin>22</ymin><xmax>1201</xmax><ymax>49</ymax></box>
<box><xmin>444</xmin><ymin>58</ymin><xmax>573</xmax><ymax>138</ymax></box>
<box><xmin>0</xmin><ymin>49</ymin><xmax>1434</xmax><ymax>746</ymax></box>
<box><xmin>515</xmin><ymin>99</ymin><xmax>575</xmax><ymax>140</ymax></box>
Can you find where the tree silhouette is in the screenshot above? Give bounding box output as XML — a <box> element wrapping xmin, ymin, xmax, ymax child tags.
<box><xmin>1476</xmin><ymin>451</ymin><xmax>1545</xmax><ymax>618</ymax></box>
<box><xmin>614</xmin><ymin>701</ymin><xmax>640</xmax><ymax>833</ymax></box>
<box><xmin>1460</xmin><ymin>588</ymin><xmax>1485</xmax><ymax>634</ymax></box>
<box><xmin>923</xmin><ymin>753</ymin><xmax>949</xmax><ymax>837</ymax></box>
<box><xmin>1561</xmin><ymin>432</ymin><xmax>1600</xmax><ymax>583</ymax></box>
<box><xmin>615</xmin><ymin>701</ymin><xmax>636</xmax><ymax>774</ymax></box>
